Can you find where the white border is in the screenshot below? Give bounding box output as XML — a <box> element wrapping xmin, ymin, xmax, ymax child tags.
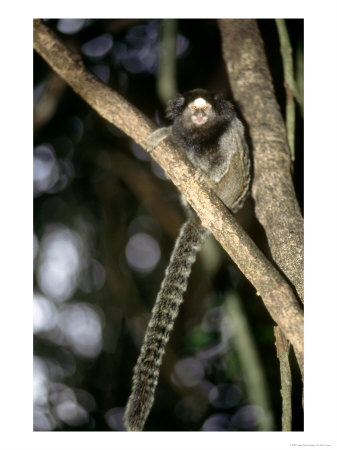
<box><xmin>1</xmin><ymin>1</ymin><xmax>337</xmax><ymax>449</ymax></box>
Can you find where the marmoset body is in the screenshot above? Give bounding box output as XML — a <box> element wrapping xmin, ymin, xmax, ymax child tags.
<box><xmin>124</xmin><ymin>89</ymin><xmax>251</xmax><ymax>431</ymax></box>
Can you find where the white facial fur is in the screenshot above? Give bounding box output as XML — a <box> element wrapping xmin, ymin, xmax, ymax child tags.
<box><xmin>188</xmin><ymin>97</ymin><xmax>212</xmax><ymax>126</ymax></box>
<box><xmin>192</xmin><ymin>97</ymin><xmax>207</xmax><ymax>107</ymax></box>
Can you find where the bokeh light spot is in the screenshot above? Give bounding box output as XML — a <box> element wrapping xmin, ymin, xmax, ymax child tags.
<box><xmin>82</xmin><ymin>34</ymin><xmax>113</xmax><ymax>58</ymax></box>
<box><xmin>231</xmin><ymin>404</ymin><xmax>263</xmax><ymax>430</ymax></box>
<box><xmin>125</xmin><ymin>233</ymin><xmax>160</xmax><ymax>274</ymax></box>
<box><xmin>208</xmin><ymin>383</ymin><xmax>242</xmax><ymax>409</ymax></box>
<box><xmin>201</xmin><ymin>413</ymin><xmax>230</xmax><ymax>431</ymax></box>
<box><xmin>57</xmin><ymin>302</ymin><xmax>103</xmax><ymax>358</ymax></box>
<box><xmin>105</xmin><ymin>407</ymin><xmax>126</xmax><ymax>431</ymax></box>
<box><xmin>37</xmin><ymin>226</ymin><xmax>84</xmax><ymax>303</ymax></box>
<box><xmin>57</xmin><ymin>19</ymin><xmax>86</xmax><ymax>35</ymax></box>
<box><xmin>34</xmin><ymin>144</ymin><xmax>59</xmax><ymax>196</ymax></box>
<box><xmin>55</xmin><ymin>400</ymin><xmax>89</xmax><ymax>426</ymax></box>
<box><xmin>172</xmin><ymin>357</ymin><xmax>204</xmax><ymax>388</ymax></box>
<box><xmin>34</xmin><ymin>292</ymin><xmax>58</xmax><ymax>333</ymax></box>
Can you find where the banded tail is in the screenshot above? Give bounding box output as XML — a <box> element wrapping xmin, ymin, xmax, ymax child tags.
<box><xmin>124</xmin><ymin>214</ymin><xmax>208</xmax><ymax>431</ymax></box>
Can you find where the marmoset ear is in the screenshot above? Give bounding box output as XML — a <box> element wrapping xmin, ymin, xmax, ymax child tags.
<box><xmin>166</xmin><ymin>93</ymin><xmax>185</xmax><ymax>120</ymax></box>
<box><xmin>213</xmin><ymin>93</ymin><xmax>236</xmax><ymax>121</ymax></box>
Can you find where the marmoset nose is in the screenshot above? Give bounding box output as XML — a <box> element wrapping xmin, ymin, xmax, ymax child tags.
<box><xmin>193</xmin><ymin>111</ymin><xmax>207</xmax><ymax>124</ymax></box>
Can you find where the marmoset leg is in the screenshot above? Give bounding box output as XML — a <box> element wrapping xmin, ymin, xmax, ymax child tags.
<box><xmin>145</xmin><ymin>126</ymin><xmax>171</xmax><ymax>152</ymax></box>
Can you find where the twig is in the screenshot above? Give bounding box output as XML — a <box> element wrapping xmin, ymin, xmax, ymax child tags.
<box><xmin>275</xmin><ymin>19</ymin><xmax>297</xmax><ymax>161</ymax></box>
<box><xmin>34</xmin><ymin>72</ymin><xmax>66</xmax><ymax>131</ymax></box>
<box><xmin>274</xmin><ymin>326</ymin><xmax>292</xmax><ymax>431</ymax></box>
<box><xmin>33</xmin><ymin>19</ymin><xmax>303</xmax><ymax>372</ymax></box>
<box><xmin>157</xmin><ymin>19</ymin><xmax>178</xmax><ymax>104</ymax></box>
<box><xmin>226</xmin><ymin>292</ymin><xmax>274</xmax><ymax>430</ymax></box>
<box><xmin>295</xmin><ymin>44</ymin><xmax>304</xmax><ymax>116</ymax></box>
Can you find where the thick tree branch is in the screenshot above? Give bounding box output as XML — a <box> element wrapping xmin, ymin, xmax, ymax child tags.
<box><xmin>218</xmin><ymin>20</ymin><xmax>304</xmax><ymax>303</ymax></box>
<box><xmin>33</xmin><ymin>19</ymin><xmax>303</xmax><ymax>370</ymax></box>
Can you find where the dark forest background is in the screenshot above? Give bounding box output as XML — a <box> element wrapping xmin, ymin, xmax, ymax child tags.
<box><xmin>33</xmin><ymin>18</ymin><xmax>303</xmax><ymax>432</ymax></box>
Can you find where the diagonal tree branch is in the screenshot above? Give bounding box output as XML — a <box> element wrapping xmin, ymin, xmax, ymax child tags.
<box><xmin>33</xmin><ymin>19</ymin><xmax>303</xmax><ymax>371</ymax></box>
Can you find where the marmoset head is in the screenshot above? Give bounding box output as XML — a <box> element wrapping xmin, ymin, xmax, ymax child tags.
<box><xmin>166</xmin><ymin>89</ymin><xmax>235</xmax><ymax>133</ymax></box>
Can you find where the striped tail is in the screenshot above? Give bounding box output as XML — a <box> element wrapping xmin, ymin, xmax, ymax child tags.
<box><xmin>124</xmin><ymin>214</ymin><xmax>208</xmax><ymax>431</ymax></box>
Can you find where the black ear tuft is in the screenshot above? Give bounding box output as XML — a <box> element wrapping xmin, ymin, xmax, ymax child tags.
<box><xmin>166</xmin><ymin>93</ymin><xmax>186</xmax><ymax>120</ymax></box>
<box><xmin>214</xmin><ymin>94</ymin><xmax>235</xmax><ymax>121</ymax></box>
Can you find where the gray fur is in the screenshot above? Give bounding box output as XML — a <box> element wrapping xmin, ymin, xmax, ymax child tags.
<box><xmin>124</xmin><ymin>214</ymin><xmax>208</xmax><ymax>431</ymax></box>
<box><xmin>124</xmin><ymin>90</ymin><xmax>250</xmax><ymax>431</ymax></box>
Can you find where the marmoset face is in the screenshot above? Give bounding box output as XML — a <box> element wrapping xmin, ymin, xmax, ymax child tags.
<box><xmin>187</xmin><ymin>97</ymin><xmax>213</xmax><ymax>126</ymax></box>
<box><xmin>182</xmin><ymin>97</ymin><xmax>215</xmax><ymax>129</ymax></box>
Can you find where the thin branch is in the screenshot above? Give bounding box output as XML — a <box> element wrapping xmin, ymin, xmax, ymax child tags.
<box><xmin>33</xmin><ymin>72</ymin><xmax>66</xmax><ymax>131</ymax></box>
<box><xmin>295</xmin><ymin>43</ymin><xmax>304</xmax><ymax>116</ymax></box>
<box><xmin>226</xmin><ymin>292</ymin><xmax>274</xmax><ymax>430</ymax></box>
<box><xmin>33</xmin><ymin>19</ymin><xmax>303</xmax><ymax>371</ymax></box>
<box><xmin>274</xmin><ymin>326</ymin><xmax>292</xmax><ymax>431</ymax></box>
<box><xmin>275</xmin><ymin>19</ymin><xmax>297</xmax><ymax>161</ymax></box>
<box><xmin>157</xmin><ymin>19</ymin><xmax>178</xmax><ymax>104</ymax></box>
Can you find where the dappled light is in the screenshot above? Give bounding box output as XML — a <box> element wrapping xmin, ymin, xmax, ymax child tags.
<box><xmin>34</xmin><ymin>293</ymin><xmax>58</xmax><ymax>332</ymax></box>
<box><xmin>57</xmin><ymin>302</ymin><xmax>103</xmax><ymax>358</ymax></box>
<box><xmin>231</xmin><ymin>405</ymin><xmax>264</xmax><ymax>430</ymax></box>
<box><xmin>172</xmin><ymin>357</ymin><xmax>204</xmax><ymax>388</ymax></box>
<box><xmin>104</xmin><ymin>407</ymin><xmax>125</xmax><ymax>431</ymax></box>
<box><xmin>34</xmin><ymin>144</ymin><xmax>60</xmax><ymax>196</ymax></box>
<box><xmin>113</xmin><ymin>22</ymin><xmax>159</xmax><ymax>74</ymax></box>
<box><xmin>201</xmin><ymin>413</ymin><xmax>230</xmax><ymax>431</ymax></box>
<box><xmin>33</xmin><ymin>18</ymin><xmax>304</xmax><ymax>432</ymax></box>
<box><xmin>55</xmin><ymin>399</ymin><xmax>89</xmax><ymax>427</ymax></box>
<box><xmin>34</xmin><ymin>354</ymin><xmax>96</xmax><ymax>430</ymax></box>
<box><xmin>208</xmin><ymin>384</ymin><xmax>242</xmax><ymax>409</ymax></box>
<box><xmin>36</xmin><ymin>226</ymin><xmax>84</xmax><ymax>302</ymax></box>
<box><xmin>82</xmin><ymin>34</ymin><xmax>113</xmax><ymax>59</ymax></box>
<box><xmin>34</xmin><ymin>144</ymin><xmax>74</xmax><ymax>196</ymax></box>
<box><xmin>125</xmin><ymin>232</ymin><xmax>160</xmax><ymax>274</ymax></box>
<box><xmin>57</xmin><ymin>19</ymin><xmax>87</xmax><ymax>35</ymax></box>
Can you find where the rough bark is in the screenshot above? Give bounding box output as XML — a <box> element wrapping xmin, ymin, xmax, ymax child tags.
<box><xmin>218</xmin><ymin>20</ymin><xmax>304</xmax><ymax>303</ymax></box>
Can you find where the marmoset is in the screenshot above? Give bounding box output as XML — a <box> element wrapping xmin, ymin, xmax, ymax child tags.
<box><xmin>124</xmin><ymin>89</ymin><xmax>251</xmax><ymax>431</ymax></box>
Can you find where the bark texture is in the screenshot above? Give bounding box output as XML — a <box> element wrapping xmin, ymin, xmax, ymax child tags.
<box><xmin>218</xmin><ymin>20</ymin><xmax>304</xmax><ymax>303</ymax></box>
